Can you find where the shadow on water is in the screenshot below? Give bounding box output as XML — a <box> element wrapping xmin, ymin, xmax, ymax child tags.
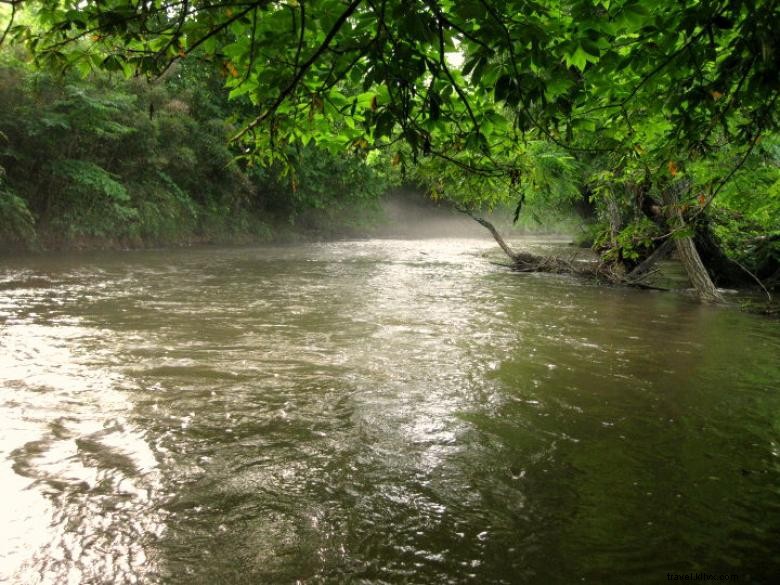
<box><xmin>1</xmin><ymin>239</ymin><xmax>779</xmax><ymax>584</ymax></box>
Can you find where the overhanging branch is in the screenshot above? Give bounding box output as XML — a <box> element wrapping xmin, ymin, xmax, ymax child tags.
<box><xmin>233</xmin><ymin>0</ymin><xmax>363</xmax><ymax>142</ymax></box>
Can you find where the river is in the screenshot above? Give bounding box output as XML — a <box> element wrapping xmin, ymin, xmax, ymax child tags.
<box><xmin>1</xmin><ymin>238</ymin><xmax>779</xmax><ymax>584</ymax></box>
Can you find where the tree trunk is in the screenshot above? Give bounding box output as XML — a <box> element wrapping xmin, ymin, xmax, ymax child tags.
<box><xmin>467</xmin><ymin>213</ymin><xmax>596</xmax><ymax>276</ymax></box>
<box><xmin>626</xmin><ymin>238</ymin><xmax>674</xmax><ymax>282</ymax></box>
<box><xmin>606</xmin><ymin>193</ymin><xmax>622</xmax><ymax>246</ymax></box>
<box><xmin>465</xmin><ymin>208</ymin><xmax>722</xmax><ymax>302</ymax></box>
<box><xmin>694</xmin><ymin>218</ymin><xmax>748</xmax><ymax>286</ymax></box>
<box><xmin>471</xmin><ymin>216</ymin><xmax>517</xmax><ymax>260</ymax></box>
<box><xmin>463</xmin><ymin>212</ymin><xmax>541</xmax><ymax>265</ymax></box>
<box><xmin>663</xmin><ymin>184</ymin><xmax>724</xmax><ymax>303</ymax></box>
<box><xmin>673</xmin><ymin>233</ymin><xmax>725</xmax><ymax>302</ymax></box>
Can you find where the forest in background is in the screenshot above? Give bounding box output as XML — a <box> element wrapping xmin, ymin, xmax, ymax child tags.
<box><xmin>0</xmin><ymin>48</ymin><xmax>398</xmax><ymax>249</ymax></box>
<box><xmin>0</xmin><ymin>1</ymin><xmax>778</xmax><ymax>303</ymax></box>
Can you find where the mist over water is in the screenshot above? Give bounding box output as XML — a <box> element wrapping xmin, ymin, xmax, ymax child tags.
<box><xmin>374</xmin><ymin>191</ymin><xmax>576</xmax><ymax>246</ymax></box>
<box><xmin>1</xmin><ymin>238</ymin><xmax>778</xmax><ymax>584</ymax></box>
<box><xmin>376</xmin><ymin>193</ymin><xmax>490</xmax><ymax>239</ymax></box>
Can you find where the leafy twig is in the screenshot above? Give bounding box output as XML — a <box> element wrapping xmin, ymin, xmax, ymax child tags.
<box><xmin>233</xmin><ymin>0</ymin><xmax>363</xmax><ymax>142</ymax></box>
<box><xmin>0</xmin><ymin>0</ymin><xmax>18</xmax><ymax>48</ymax></box>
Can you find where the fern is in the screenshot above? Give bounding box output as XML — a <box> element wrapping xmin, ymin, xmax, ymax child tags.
<box><xmin>52</xmin><ymin>159</ymin><xmax>129</xmax><ymax>202</ymax></box>
<box><xmin>0</xmin><ymin>179</ymin><xmax>36</xmax><ymax>245</ymax></box>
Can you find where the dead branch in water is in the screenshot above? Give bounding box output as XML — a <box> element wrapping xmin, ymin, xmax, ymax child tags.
<box><xmin>462</xmin><ymin>211</ymin><xmax>670</xmax><ymax>290</ymax></box>
<box><xmin>626</xmin><ymin>238</ymin><xmax>674</xmax><ymax>282</ymax></box>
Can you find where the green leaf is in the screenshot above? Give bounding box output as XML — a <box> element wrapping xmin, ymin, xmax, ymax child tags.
<box><xmin>565</xmin><ymin>45</ymin><xmax>598</xmax><ymax>71</ymax></box>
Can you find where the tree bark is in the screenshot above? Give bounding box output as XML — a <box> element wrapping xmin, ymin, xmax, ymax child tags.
<box><xmin>466</xmin><ymin>208</ymin><xmax>723</xmax><ymax>303</ymax></box>
<box><xmin>471</xmin><ymin>216</ymin><xmax>517</xmax><ymax>260</ymax></box>
<box><xmin>694</xmin><ymin>217</ymin><xmax>748</xmax><ymax>286</ymax></box>
<box><xmin>462</xmin><ymin>212</ymin><xmax>541</xmax><ymax>265</ymax></box>
<box><xmin>606</xmin><ymin>192</ymin><xmax>623</xmax><ymax>245</ymax></box>
<box><xmin>673</xmin><ymin>233</ymin><xmax>725</xmax><ymax>302</ymax></box>
<box><xmin>626</xmin><ymin>238</ymin><xmax>674</xmax><ymax>282</ymax></box>
<box><xmin>663</xmin><ymin>184</ymin><xmax>724</xmax><ymax>303</ymax></box>
<box><xmin>466</xmin><ymin>213</ymin><xmax>596</xmax><ymax>275</ymax></box>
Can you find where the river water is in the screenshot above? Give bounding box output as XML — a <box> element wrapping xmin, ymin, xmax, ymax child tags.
<box><xmin>1</xmin><ymin>238</ymin><xmax>778</xmax><ymax>584</ymax></box>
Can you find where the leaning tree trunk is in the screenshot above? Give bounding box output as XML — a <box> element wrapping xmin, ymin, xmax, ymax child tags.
<box><xmin>464</xmin><ymin>210</ymin><xmax>676</xmax><ymax>289</ymax></box>
<box><xmin>663</xmin><ymin>185</ymin><xmax>725</xmax><ymax>303</ymax></box>
<box><xmin>470</xmin><ymin>215</ymin><xmax>519</xmax><ymax>260</ymax></box>
<box><xmin>465</xmin><ymin>212</ymin><xmax>602</xmax><ymax>276</ymax></box>
<box><xmin>464</xmin><ymin>212</ymin><xmax>543</xmax><ymax>267</ymax></box>
<box><xmin>694</xmin><ymin>217</ymin><xmax>749</xmax><ymax>286</ymax></box>
<box><xmin>672</xmin><ymin>232</ymin><xmax>725</xmax><ymax>303</ymax></box>
<box><xmin>626</xmin><ymin>238</ymin><xmax>674</xmax><ymax>283</ymax></box>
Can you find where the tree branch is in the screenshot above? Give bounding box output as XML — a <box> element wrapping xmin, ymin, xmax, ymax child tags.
<box><xmin>434</xmin><ymin>14</ymin><xmax>479</xmax><ymax>134</ymax></box>
<box><xmin>456</xmin><ymin>207</ymin><xmax>517</xmax><ymax>260</ymax></box>
<box><xmin>0</xmin><ymin>0</ymin><xmax>17</xmax><ymax>48</ymax></box>
<box><xmin>292</xmin><ymin>0</ymin><xmax>305</xmax><ymax>72</ymax></box>
<box><xmin>233</xmin><ymin>0</ymin><xmax>363</xmax><ymax>142</ymax></box>
<box><xmin>626</xmin><ymin>238</ymin><xmax>674</xmax><ymax>282</ymax></box>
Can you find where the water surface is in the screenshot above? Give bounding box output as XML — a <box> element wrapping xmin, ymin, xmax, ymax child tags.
<box><xmin>1</xmin><ymin>239</ymin><xmax>779</xmax><ymax>584</ymax></box>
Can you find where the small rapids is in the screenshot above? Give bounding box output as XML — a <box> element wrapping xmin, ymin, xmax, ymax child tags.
<box><xmin>1</xmin><ymin>238</ymin><xmax>779</xmax><ymax>584</ymax></box>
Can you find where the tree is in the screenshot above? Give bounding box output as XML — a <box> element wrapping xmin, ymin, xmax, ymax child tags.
<box><xmin>3</xmin><ymin>0</ymin><xmax>778</xmax><ymax>300</ymax></box>
<box><xmin>0</xmin><ymin>44</ymin><xmax>393</xmax><ymax>247</ymax></box>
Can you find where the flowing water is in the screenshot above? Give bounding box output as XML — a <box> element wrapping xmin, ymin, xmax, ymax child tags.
<box><xmin>1</xmin><ymin>238</ymin><xmax>779</xmax><ymax>584</ymax></box>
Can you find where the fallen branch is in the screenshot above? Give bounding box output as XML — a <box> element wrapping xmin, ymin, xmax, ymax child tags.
<box><xmin>728</xmin><ymin>258</ymin><xmax>772</xmax><ymax>302</ymax></box>
<box><xmin>626</xmin><ymin>238</ymin><xmax>674</xmax><ymax>283</ymax></box>
<box><xmin>464</xmin><ymin>211</ymin><xmax>681</xmax><ymax>290</ymax></box>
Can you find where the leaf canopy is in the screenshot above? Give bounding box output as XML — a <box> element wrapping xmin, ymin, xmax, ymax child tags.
<box><xmin>5</xmin><ymin>0</ymin><xmax>775</xmax><ymax>170</ymax></box>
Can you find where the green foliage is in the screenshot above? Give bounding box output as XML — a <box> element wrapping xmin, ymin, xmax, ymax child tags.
<box><xmin>250</xmin><ymin>145</ymin><xmax>396</xmax><ymax>237</ymax></box>
<box><xmin>0</xmin><ymin>48</ymin><xmax>390</xmax><ymax>249</ymax></box>
<box><xmin>0</xmin><ymin>171</ymin><xmax>36</xmax><ymax>246</ymax></box>
<box><xmin>47</xmin><ymin>159</ymin><xmax>135</xmax><ymax>238</ymax></box>
<box><xmin>704</xmin><ymin>139</ymin><xmax>780</xmax><ymax>230</ymax></box>
<box><xmin>595</xmin><ymin>217</ymin><xmax>661</xmax><ymax>262</ymax></box>
<box><xmin>10</xmin><ymin>0</ymin><xmax>776</xmax><ymax>172</ymax></box>
<box><xmin>410</xmin><ymin>140</ymin><xmax>582</xmax><ymax>226</ymax></box>
<box><xmin>702</xmin><ymin>138</ymin><xmax>780</xmax><ymax>279</ymax></box>
<box><xmin>1</xmin><ymin>0</ymin><xmax>778</xmax><ymax>289</ymax></box>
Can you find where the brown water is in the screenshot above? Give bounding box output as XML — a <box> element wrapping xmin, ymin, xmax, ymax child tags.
<box><xmin>1</xmin><ymin>238</ymin><xmax>779</xmax><ymax>584</ymax></box>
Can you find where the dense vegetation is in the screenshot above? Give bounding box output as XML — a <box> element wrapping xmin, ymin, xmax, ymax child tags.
<box><xmin>0</xmin><ymin>48</ymin><xmax>392</xmax><ymax>249</ymax></box>
<box><xmin>0</xmin><ymin>1</ymin><xmax>778</xmax><ymax>302</ymax></box>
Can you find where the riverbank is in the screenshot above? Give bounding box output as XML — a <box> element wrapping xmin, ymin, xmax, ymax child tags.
<box><xmin>0</xmin><ymin>201</ymin><xmax>389</xmax><ymax>255</ymax></box>
<box><xmin>0</xmin><ymin>51</ymin><xmax>393</xmax><ymax>256</ymax></box>
<box><xmin>0</xmin><ymin>188</ymin><xmax>577</xmax><ymax>256</ymax></box>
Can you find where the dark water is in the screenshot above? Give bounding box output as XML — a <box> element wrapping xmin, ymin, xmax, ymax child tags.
<box><xmin>1</xmin><ymin>239</ymin><xmax>779</xmax><ymax>584</ymax></box>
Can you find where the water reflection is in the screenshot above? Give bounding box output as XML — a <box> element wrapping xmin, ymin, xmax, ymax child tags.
<box><xmin>0</xmin><ymin>320</ymin><xmax>164</xmax><ymax>584</ymax></box>
<box><xmin>1</xmin><ymin>239</ymin><xmax>779</xmax><ymax>584</ymax></box>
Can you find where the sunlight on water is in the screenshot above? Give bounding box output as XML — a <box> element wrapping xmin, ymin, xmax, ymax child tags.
<box><xmin>1</xmin><ymin>238</ymin><xmax>779</xmax><ymax>584</ymax></box>
<box><xmin>0</xmin><ymin>319</ymin><xmax>164</xmax><ymax>584</ymax></box>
